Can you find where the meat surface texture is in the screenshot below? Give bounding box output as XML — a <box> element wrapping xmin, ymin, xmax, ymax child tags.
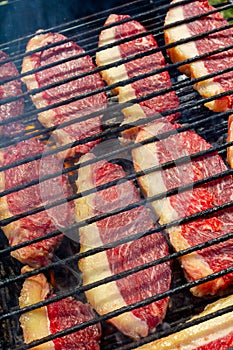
<box><xmin>0</xmin><ymin>137</ymin><xmax>74</xmax><ymax>267</ymax></box>
<box><xmin>134</xmin><ymin>294</ymin><xmax>233</xmax><ymax>350</ymax></box>
<box><xmin>0</xmin><ymin>51</ymin><xmax>24</xmax><ymax>135</ymax></box>
<box><xmin>164</xmin><ymin>0</ymin><xmax>233</xmax><ymax>112</ymax></box>
<box><xmin>96</xmin><ymin>14</ymin><xmax>180</xmax><ymax>140</ymax></box>
<box><xmin>132</xmin><ymin>120</ymin><xmax>233</xmax><ymax>297</ymax></box>
<box><xmin>21</xmin><ymin>32</ymin><xmax>107</xmax><ymax>159</ymax></box>
<box><xmin>75</xmin><ymin>153</ymin><xmax>171</xmax><ymax>339</ymax></box>
<box><xmin>227</xmin><ymin>114</ymin><xmax>233</xmax><ymax>168</ymax></box>
<box><xmin>19</xmin><ymin>266</ymin><xmax>101</xmax><ymax>350</ymax></box>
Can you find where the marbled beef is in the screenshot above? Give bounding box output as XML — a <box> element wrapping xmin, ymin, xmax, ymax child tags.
<box><xmin>75</xmin><ymin>153</ymin><xmax>171</xmax><ymax>339</ymax></box>
<box><xmin>0</xmin><ymin>137</ymin><xmax>74</xmax><ymax>267</ymax></box>
<box><xmin>0</xmin><ymin>51</ymin><xmax>24</xmax><ymax>135</ymax></box>
<box><xmin>96</xmin><ymin>14</ymin><xmax>180</xmax><ymax>141</ymax></box>
<box><xmin>21</xmin><ymin>32</ymin><xmax>107</xmax><ymax>159</ymax></box>
<box><xmin>164</xmin><ymin>0</ymin><xmax>233</xmax><ymax>112</ymax></box>
<box><xmin>135</xmin><ymin>294</ymin><xmax>233</xmax><ymax>349</ymax></box>
<box><xmin>132</xmin><ymin>120</ymin><xmax>233</xmax><ymax>297</ymax></box>
<box><xmin>19</xmin><ymin>266</ymin><xmax>101</xmax><ymax>350</ymax></box>
<box><xmin>227</xmin><ymin>115</ymin><xmax>233</xmax><ymax>167</ymax></box>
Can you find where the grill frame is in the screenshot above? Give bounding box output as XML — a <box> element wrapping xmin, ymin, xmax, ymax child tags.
<box><xmin>1</xmin><ymin>0</ymin><xmax>233</xmax><ymax>349</ymax></box>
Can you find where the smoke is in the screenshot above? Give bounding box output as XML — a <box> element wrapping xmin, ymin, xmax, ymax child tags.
<box><xmin>0</xmin><ymin>0</ymin><xmax>126</xmax><ymax>43</ymax></box>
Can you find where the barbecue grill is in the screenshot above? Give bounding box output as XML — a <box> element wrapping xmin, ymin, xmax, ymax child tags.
<box><xmin>1</xmin><ymin>0</ymin><xmax>233</xmax><ymax>349</ymax></box>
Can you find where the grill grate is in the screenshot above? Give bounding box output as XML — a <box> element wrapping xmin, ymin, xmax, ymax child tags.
<box><xmin>1</xmin><ymin>0</ymin><xmax>233</xmax><ymax>349</ymax></box>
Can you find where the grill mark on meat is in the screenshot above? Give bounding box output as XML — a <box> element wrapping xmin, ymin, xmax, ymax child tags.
<box><xmin>0</xmin><ymin>51</ymin><xmax>24</xmax><ymax>136</ymax></box>
<box><xmin>21</xmin><ymin>32</ymin><xmax>107</xmax><ymax>160</ymax></box>
<box><xmin>19</xmin><ymin>266</ymin><xmax>101</xmax><ymax>350</ymax></box>
<box><xmin>164</xmin><ymin>0</ymin><xmax>233</xmax><ymax>112</ymax></box>
<box><xmin>135</xmin><ymin>294</ymin><xmax>233</xmax><ymax>349</ymax></box>
<box><xmin>96</xmin><ymin>14</ymin><xmax>180</xmax><ymax>142</ymax></box>
<box><xmin>132</xmin><ymin>120</ymin><xmax>233</xmax><ymax>297</ymax></box>
<box><xmin>0</xmin><ymin>137</ymin><xmax>74</xmax><ymax>267</ymax></box>
<box><xmin>75</xmin><ymin>153</ymin><xmax>171</xmax><ymax>339</ymax></box>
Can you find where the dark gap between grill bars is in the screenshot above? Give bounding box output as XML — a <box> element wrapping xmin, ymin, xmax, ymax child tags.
<box><xmin>1</xmin><ymin>0</ymin><xmax>233</xmax><ymax>349</ymax></box>
<box><xmin>0</xmin><ymin>26</ymin><xmax>233</xmax><ymax>153</ymax></box>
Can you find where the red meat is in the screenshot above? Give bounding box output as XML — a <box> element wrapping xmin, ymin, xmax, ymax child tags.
<box><xmin>96</xmin><ymin>14</ymin><xmax>180</xmax><ymax>141</ymax></box>
<box><xmin>48</xmin><ymin>296</ymin><xmax>101</xmax><ymax>350</ymax></box>
<box><xmin>227</xmin><ymin>115</ymin><xmax>233</xmax><ymax>167</ymax></box>
<box><xmin>19</xmin><ymin>266</ymin><xmax>101</xmax><ymax>350</ymax></box>
<box><xmin>75</xmin><ymin>153</ymin><xmax>171</xmax><ymax>339</ymax></box>
<box><xmin>133</xmin><ymin>120</ymin><xmax>233</xmax><ymax>297</ymax></box>
<box><xmin>0</xmin><ymin>137</ymin><xmax>74</xmax><ymax>267</ymax></box>
<box><xmin>164</xmin><ymin>0</ymin><xmax>233</xmax><ymax>112</ymax></box>
<box><xmin>21</xmin><ymin>32</ymin><xmax>107</xmax><ymax>159</ymax></box>
<box><xmin>0</xmin><ymin>51</ymin><xmax>24</xmax><ymax>135</ymax></box>
<box><xmin>135</xmin><ymin>294</ymin><xmax>233</xmax><ymax>349</ymax></box>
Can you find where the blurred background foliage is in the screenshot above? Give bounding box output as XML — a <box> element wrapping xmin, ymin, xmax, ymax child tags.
<box><xmin>209</xmin><ymin>0</ymin><xmax>233</xmax><ymax>20</ymax></box>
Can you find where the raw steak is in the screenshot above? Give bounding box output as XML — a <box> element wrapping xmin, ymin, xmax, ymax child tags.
<box><xmin>21</xmin><ymin>32</ymin><xmax>107</xmax><ymax>159</ymax></box>
<box><xmin>0</xmin><ymin>137</ymin><xmax>74</xmax><ymax>267</ymax></box>
<box><xmin>227</xmin><ymin>114</ymin><xmax>233</xmax><ymax>167</ymax></box>
<box><xmin>164</xmin><ymin>0</ymin><xmax>233</xmax><ymax>112</ymax></box>
<box><xmin>0</xmin><ymin>51</ymin><xmax>24</xmax><ymax>135</ymax></box>
<box><xmin>96</xmin><ymin>14</ymin><xmax>180</xmax><ymax>141</ymax></box>
<box><xmin>19</xmin><ymin>266</ymin><xmax>101</xmax><ymax>350</ymax></box>
<box><xmin>135</xmin><ymin>294</ymin><xmax>233</xmax><ymax>349</ymax></box>
<box><xmin>132</xmin><ymin>120</ymin><xmax>233</xmax><ymax>297</ymax></box>
<box><xmin>75</xmin><ymin>153</ymin><xmax>171</xmax><ymax>339</ymax></box>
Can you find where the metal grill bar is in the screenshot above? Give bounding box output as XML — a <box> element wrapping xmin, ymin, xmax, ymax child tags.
<box><xmin>0</xmin><ymin>115</ymin><xmax>232</xmax><ymax>267</ymax></box>
<box><xmin>1</xmin><ymin>223</ymin><xmax>233</xmax><ymax>297</ymax></box>
<box><xmin>0</xmin><ymin>1</ymin><xmax>231</xmax><ymax>106</ymax></box>
<box><xmin>2</xmin><ymin>263</ymin><xmax>233</xmax><ymax>350</ymax></box>
<box><xmin>0</xmin><ymin>29</ymin><xmax>233</xmax><ymax>157</ymax></box>
<box><xmin>2</xmin><ymin>255</ymin><xmax>233</xmax><ymax>330</ymax></box>
<box><xmin>122</xmin><ymin>304</ymin><xmax>233</xmax><ymax>349</ymax></box>
<box><xmin>14</xmin><ymin>302</ymin><xmax>233</xmax><ymax>350</ymax></box>
<box><xmin>1</xmin><ymin>5</ymin><xmax>233</xmax><ymax>104</ymax></box>
<box><xmin>0</xmin><ymin>130</ymin><xmax>230</xmax><ymax>199</ymax></box>
<box><xmin>1</xmin><ymin>0</ymin><xmax>233</xmax><ymax>349</ymax></box>
<box><xmin>1</xmin><ymin>123</ymin><xmax>232</xmax><ymax>228</ymax></box>
<box><xmin>7</xmin><ymin>300</ymin><xmax>231</xmax><ymax>350</ymax></box>
<box><xmin>1</xmin><ymin>194</ymin><xmax>233</xmax><ymax>314</ymax></box>
<box><xmin>0</xmin><ymin>0</ymin><xmax>150</xmax><ymax>50</ymax></box>
<box><xmin>0</xmin><ymin>75</ymin><xmax>231</xmax><ymax>154</ymax></box>
<box><xmin>0</xmin><ymin>99</ymin><xmax>228</xmax><ymax>174</ymax></box>
<box><xmin>0</xmin><ymin>0</ymin><xmax>197</xmax><ymax>62</ymax></box>
<box><xmin>0</xmin><ymin>1</ymin><xmax>231</xmax><ymax>71</ymax></box>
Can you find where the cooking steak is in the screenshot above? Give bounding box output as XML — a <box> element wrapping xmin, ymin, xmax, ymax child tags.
<box><xmin>132</xmin><ymin>120</ymin><xmax>233</xmax><ymax>297</ymax></box>
<box><xmin>19</xmin><ymin>266</ymin><xmax>101</xmax><ymax>350</ymax></box>
<box><xmin>135</xmin><ymin>294</ymin><xmax>233</xmax><ymax>349</ymax></box>
<box><xmin>227</xmin><ymin>115</ymin><xmax>233</xmax><ymax>167</ymax></box>
<box><xmin>0</xmin><ymin>51</ymin><xmax>24</xmax><ymax>135</ymax></box>
<box><xmin>164</xmin><ymin>0</ymin><xmax>233</xmax><ymax>112</ymax></box>
<box><xmin>0</xmin><ymin>137</ymin><xmax>74</xmax><ymax>267</ymax></box>
<box><xmin>75</xmin><ymin>153</ymin><xmax>171</xmax><ymax>339</ymax></box>
<box><xmin>96</xmin><ymin>14</ymin><xmax>180</xmax><ymax>141</ymax></box>
<box><xmin>21</xmin><ymin>32</ymin><xmax>107</xmax><ymax>159</ymax></box>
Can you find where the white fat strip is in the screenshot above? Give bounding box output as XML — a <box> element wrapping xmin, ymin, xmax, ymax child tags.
<box><xmin>136</xmin><ymin>294</ymin><xmax>233</xmax><ymax>350</ymax></box>
<box><xmin>165</xmin><ymin>0</ymin><xmax>199</xmax><ymax>60</ymax></box>
<box><xmin>133</xmin><ymin>124</ymin><xmax>229</xmax><ymax>296</ymax></box>
<box><xmin>97</xmin><ymin>16</ymin><xmax>131</xmax><ymax>84</ymax></box>
<box><xmin>96</xmin><ymin>15</ymin><xmax>146</xmax><ymax>122</ymax></box>
<box><xmin>76</xmin><ymin>153</ymin><xmax>149</xmax><ymax>339</ymax></box>
<box><xmin>19</xmin><ymin>267</ymin><xmax>54</xmax><ymax>350</ymax></box>
<box><xmin>165</xmin><ymin>0</ymin><xmax>223</xmax><ymax>109</ymax></box>
<box><xmin>133</xmin><ymin>124</ymin><xmax>178</xmax><ymax>225</ymax></box>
